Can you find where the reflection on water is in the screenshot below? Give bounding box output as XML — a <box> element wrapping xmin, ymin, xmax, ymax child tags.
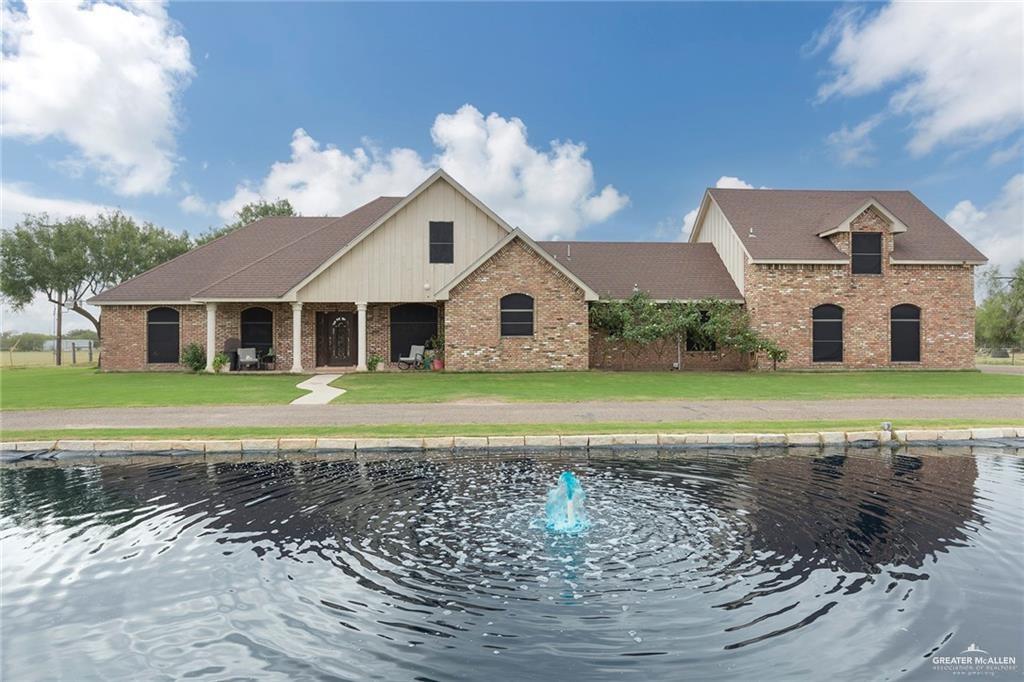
<box><xmin>2</xmin><ymin>448</ymin><xmax>1022</xmax><ymax>680</ymax></box>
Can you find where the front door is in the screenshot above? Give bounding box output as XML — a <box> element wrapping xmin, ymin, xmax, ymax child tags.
<box><xmin>316</xmin><ymin>311</ymin><xmax>356</xmax><ymax>366</ymax></box>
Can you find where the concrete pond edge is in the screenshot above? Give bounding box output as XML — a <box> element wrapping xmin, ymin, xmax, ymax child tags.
<box><xmin>2</xmin><ymin>427</ymin><xmax>1023</xmax><ymax>462</ymax></box>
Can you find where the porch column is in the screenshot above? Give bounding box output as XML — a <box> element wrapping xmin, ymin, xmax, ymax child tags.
<box><xmin>356</xmin><ymin>302</ymin><xmax>367</xmax><ymax>371</ymax></box>
<box><xmin>291</xmin><ymin>301</ymin><xmax>304</xmax><ymax>372</ymax></box>
<box><xmin>205</xmin><ymin>303</ymin><xmax>217</xmax><ymax>372</ymax></box>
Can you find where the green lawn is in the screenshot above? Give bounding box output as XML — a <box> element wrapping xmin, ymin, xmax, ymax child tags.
<box><xmin>332</xmin><ymin>370</ymin><xmax>1024</xmax><ymax>403</ymax></box>
<box><xmin>1</xmin><ymin>367</ymin><xmax>1021</xmax><ymax>412</ymax></box>
<box><xmin>2</xmin><ymin>418</ymin><xmax>1020</xmax><ymax>443</ymax></box>
<box><xmin>0</xmin><ymin>367</ymin><xmax>308</xmax><ymax>410</ymax></box>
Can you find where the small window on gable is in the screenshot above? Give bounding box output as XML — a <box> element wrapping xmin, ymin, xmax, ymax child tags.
<box><xmin>429</xmin><ymin>221</ymin><xmax>454</xmax><ymax>263</ymax></box>
<box><xmin>851</xmin><ymin>232</ymin><xmax>882</xmax><ymax>274</ymax></box>
<box><xmin>500</xmin><ymin>294</ymin><xmax>534</xmax><ymax>337</ymax></box>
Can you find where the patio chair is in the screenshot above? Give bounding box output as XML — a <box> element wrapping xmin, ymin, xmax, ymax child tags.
<box><xmin>397</xmin><ymin>345</ymin><xmax>425</xmax><ymax>370</ymax></box>
<box><xmin>238</xmin><ymin>347</ymin><xmax>259</xmax><ymax>371</ymax></box>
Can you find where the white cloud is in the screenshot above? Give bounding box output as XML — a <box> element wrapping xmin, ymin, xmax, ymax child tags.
<box><xmin>945</xmin><ymin>174</ymin><xmax>1024</xmax><ymax>277</ymax></box>
<box><xmin>179</xmin><ymin>194</ymin><xmax>211</xmax><ymax>215</ymax></box>
<box><xmin>0</xmin><ymin>183</ymin><xmax>116</xmax><ymax>228</ymax></box>
<box><xmin>217</xmin><ymin>104</ymin><xmax>628</xmax><ymax>240</ymax></box>
<box><xmin>2</xmin><ymin>294</ymin><xmax>59</xmax><ymax>335</ymax></box>
<box><xmin>1</xmin><ymin>1</ymin><xmax>194</xmax><ymax>195</ymax></box>
<box><xmin>680</xmin><ymin>176</ymin><xmax>765</xmax><ymax>240</ymax></box>
<box><xmin>988</xmin><ymin>139</ymin><xmax>1023</xmax><ymax>167</ymax></box>
<box><xmin>826</xmin><ymin>114</ymin><xmax>883</xmax><ymax>167</ymax></box>
<box><xmin>814</xmin><ymin>3</ymin><xmax>1023</xmax><ymax>157</ymax></box>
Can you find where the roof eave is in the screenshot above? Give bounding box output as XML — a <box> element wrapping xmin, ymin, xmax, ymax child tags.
<box><xmin>816</xmin><ymin>198</ymin><xmax>909</xmax><ymax>237</ymax></box>
<box><xmin>435</xmin><ymin>229</ymin><xmax>600</xmax><ymax>302</ymax></box>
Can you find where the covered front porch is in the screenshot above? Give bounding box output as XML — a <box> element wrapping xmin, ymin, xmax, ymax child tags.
<box><xmin>200</xmin><ymin>301</ymin><xmax>443</xmax><ymax>373</ymax></box>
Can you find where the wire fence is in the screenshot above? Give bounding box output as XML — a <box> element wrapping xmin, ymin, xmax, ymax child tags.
<box><xmin>2</xmin><ymin>345</ymin><xmax>100</xmax><ymax>368</ymax></box>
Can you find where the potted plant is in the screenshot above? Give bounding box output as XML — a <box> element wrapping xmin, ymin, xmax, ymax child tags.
<box><xmin>427</xmin><ymin>332</ymin><xmax>444</xmax><ymax>371</ymax></box>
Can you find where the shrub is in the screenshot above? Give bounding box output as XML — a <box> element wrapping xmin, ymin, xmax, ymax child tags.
<box><xmin>367</xmin><ymin>354</ymin><xmax>383</xmax><ymax>372</ymax></box>
<box><xmin>590</xmin><ymin>293</ymin><xmax>789</xmax><ymax>369</ymax></box>
<box><xmin>181</xmin><ymin>343</ymin><xmax>206</xmax><ymax>372</ymax></box>
<box><xmin>212</xmin><ymin>352</ymin><xmax>230</xmax><ymax>373</ymax></box>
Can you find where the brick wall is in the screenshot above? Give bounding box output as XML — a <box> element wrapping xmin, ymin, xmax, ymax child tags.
<box><xmin>589</xmin><ymin>329</ymin><xmax>750</xmax><ymax>370</ymax></box>
<box><xmin>444</xmin><ymin>238</ymin><xmax>589</xmax><ymax>371</ymax></box>
<box><xmin>744</xmin><ymin>207</ymin><xmax>977</xmax><ymax>369</ymax></box>
<box><xmin>99</xmin><ymin>304</ymin><xmax>206</xmax><ymax>371</ymax></box>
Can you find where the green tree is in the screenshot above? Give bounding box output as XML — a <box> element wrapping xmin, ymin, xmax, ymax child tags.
<box><xmin>91</xmin><ymin>211</ymin><xmax>191</xmax><ymax>296</ymax></box>
<box><xmin>64</xmin><ymin>328</ymin><xmax>99</xmax><ymax>341</ymax></box>
<box><xmin>195</xmin><ymin>199</ymin><xmax>296</xmax><ymax>245</ymax></box>
<box><xmin>1</xmin><ymin>215</ymin><xmax>96</xmax><ymax>363</ymax></box>
<box><xmin>976</xmin><ymin>261</ymin><xmax>1024</xmax><ymax>350</ymax></box>
<box><xmin>0</xmin><ymin>212</ymin><xmax>191</xmax><ymax>360</ymax></box>
<box><xmin>0</xmin><ymin>331</ymin><xmax>51</xmax><ymax>352</ymax></box>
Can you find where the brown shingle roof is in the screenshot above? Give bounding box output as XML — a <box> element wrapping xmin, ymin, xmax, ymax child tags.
<box><xmin>89</xmin><ymin>197</ymin><xmax>402</xmax><ymax>303</ymax></box>
<box><xmin>707</xmin><ymin>188</ymin><xmax>987</xmax><ymax>262</ymax></box>
<box><xmin>538</xmin><ymin>242</ymin><xmax>742</xmax><ymax>300</ymax></box>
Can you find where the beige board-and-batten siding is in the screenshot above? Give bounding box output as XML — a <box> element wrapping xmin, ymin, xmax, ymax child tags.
<box><xmin>693</xmin><ymin>195</ymin><xmax>747</xmax><ymax>295</ymax></box>
<box><xmin>297</xmin><ymin>177</ymin><xmax>508</xmax><ymax>303</ymax></box>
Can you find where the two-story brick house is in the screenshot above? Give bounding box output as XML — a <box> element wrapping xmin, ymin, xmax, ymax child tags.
<box><xmin>90</xmin><ymin>171</ymin><xmax>985</xmax><ymax>372</ymax></box>
<box><xmin>689</xmin><ymin>188</ymin><xmax>987</xmax><ymax>369</ymax></box>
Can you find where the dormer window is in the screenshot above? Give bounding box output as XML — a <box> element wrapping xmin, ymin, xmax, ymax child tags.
<box><xmin>851</xmin><ymin>232</ymin><xmax>882</xmax><ymax>274</ymax></box>
<box><xmin>429</xmin><ymin>221</ymin><xmax>454</xmax><ymax>263</ymax></box>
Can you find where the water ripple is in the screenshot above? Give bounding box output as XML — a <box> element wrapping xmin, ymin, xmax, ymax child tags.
<box><xmin>2</xmin><ymin>448</ymin><xmax>1022</xmax><ymax>680</ymax></box>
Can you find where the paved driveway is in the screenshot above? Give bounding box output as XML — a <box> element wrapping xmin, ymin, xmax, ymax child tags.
<box><xmin>2</xmin><ymin>397</ymin><xmax>1021</xmax><ymax>431</ymax></box>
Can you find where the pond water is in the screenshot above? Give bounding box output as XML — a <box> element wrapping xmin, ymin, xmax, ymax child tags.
<box><xmin>2</xmin><ymin>448</ymin><xmax>1022</xmax><ymax>680</ymax></box>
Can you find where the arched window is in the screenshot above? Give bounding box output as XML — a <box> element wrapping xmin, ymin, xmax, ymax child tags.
<box><xmin>389</xmin><ymin>303</ymin><xmax>438</xmax><ymax>362</ymax></box>
<box><xmin>240</xmin><ymin>307</ymin><xmax>273</xmax><ymax>354</ymax></box>
<box><xmin>147</xmin><ymin>307</ymin><xmax>180</xmax><ymax>364</ymax></box>
<box><xmin>891</xmin><ymin>304</ymin><xmax>921</xmax><ymax>362</ymax></box>
<box><xmin>812</xmin><ymin>304</ymin><xmax>843</xmax><ymax>363</ymax></box>
<box><xmin>500</xmin><ymin>294</ymin><xmax>534</xmax><ymax>337</ymax></box>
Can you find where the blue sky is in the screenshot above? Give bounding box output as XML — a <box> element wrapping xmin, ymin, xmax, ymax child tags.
<box><xmin>2</xmin><ymin>1</ymin><xmax>1022</xmax><ymax>332</ymax></box>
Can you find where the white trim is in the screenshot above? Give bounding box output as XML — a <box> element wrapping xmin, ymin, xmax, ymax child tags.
<box><xmin>290</xmin><ymin>301</ymin><xmax>303</xmax><ymax>372</ymax></box>
<box><xmin>686</xmin><ymin>192</ymin><xmax>712</xmax><ymax>243</ymax></box>
<box><xmin>889</xmin><ymin>259</ymin><xmax>985</xmax><ymax>265</ymax></box>
<box><xmin>688</xmin><ymin>192</ymin><xmax>755</xmax><ymax>261</ymax></box>
<box><xmin>355</xmin><ymin>302</ymin><xmax>367</xmax><ymax>371</ymax></box>
<box><xmin>434</xmin><ymin>228</ymin><xmax>600</xmax><ymax>302</ymax></box>
<box><xmin>749</xmin><ymin>259</ymin><xmax>848</xmax><ymax>265</ymax></box>
<box><xmin>205</xmin><ymin>303</ymin><xmax>217</xmax><ymax>373</ymax></box>
<box><xmin>93</xmin><ymin>300</ymin><xmax>196</xmax><ymax>306</ymax></box>
<box><xmin>284</xmin><ymin>169</ymin><xmax>516</xmax><ymax>299</ymax></box>
<box><xmin>817</xmin><ymin>198</ymin><xmax>908</xmax><ymax>237</ymax></box>
<box><xmin>190</xmin><ymin>297</ymin><xmax>294</xmax><ymax>303</ymax></box>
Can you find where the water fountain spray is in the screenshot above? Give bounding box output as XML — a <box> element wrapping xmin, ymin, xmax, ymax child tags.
<box><xmin>545</xmin><ymin>471</ymin><xmax>590</xmax><ymax>533</ymax></box>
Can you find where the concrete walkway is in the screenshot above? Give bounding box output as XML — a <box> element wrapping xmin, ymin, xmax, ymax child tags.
<box><xmin>2</xmin><ymin>397</ymin><xmax>1021</xmax><ymax>431</ymax></box>
<box><xmin>290</xmin><ymin>374</ymin><xmax>345</xmax><ymax>405</ymax></box>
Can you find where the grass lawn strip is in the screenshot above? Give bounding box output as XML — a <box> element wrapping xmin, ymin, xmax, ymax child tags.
<box><xmin>0</xmin><ymin>367</ymin><xmax>308</xmax><ymax>410</ymax></box>
<box><xmin>3</xmin><ymin>418</ymin><xmax>1021</xmax><ymax>443</ymax></box>
<box><xmin>331</xmin><ymin>370</ymin><xmax>1024</xmax><ymax>404</ymax></box>
<box><xmin>2</xmin><ymin>367</ymin><xmax>1022</xmax><ymax>411</ymax></box>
